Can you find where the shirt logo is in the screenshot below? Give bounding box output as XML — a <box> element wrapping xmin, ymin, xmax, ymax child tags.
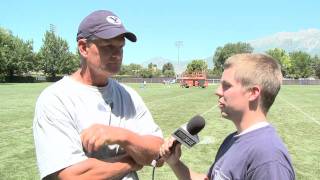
<box><xmin>106</xmin><ymin>16</ymin><xmax>122</xmax><ymax>25</ymax></box>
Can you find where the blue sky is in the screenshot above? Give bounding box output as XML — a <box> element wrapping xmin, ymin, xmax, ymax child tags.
<box><xmin>1</xmin><ymin>0</ymin><xmax>319</xmax><ymax>64</ymax></box>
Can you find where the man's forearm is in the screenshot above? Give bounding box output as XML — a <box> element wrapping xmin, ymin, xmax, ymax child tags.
<box><xmin>57</xmin><ymin>157</ymin><xmax>139</xmax><ymax>180</ymax></box>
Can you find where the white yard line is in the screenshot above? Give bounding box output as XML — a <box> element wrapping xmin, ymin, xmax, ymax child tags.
<box><xmin>278</xmin><ymin>96</ymin><xmax>320</xmax><ymax>126</ymax></box>
<box><xmin>201</xmin><ymin>104</ymin><xmax>218</xmax><ymax>116</ymax></box>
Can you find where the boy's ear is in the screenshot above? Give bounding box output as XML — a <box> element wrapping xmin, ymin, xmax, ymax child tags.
<box><xmin>248</xmin><ymin>86</ymin><xmax>261</xmax><ymax>101</ymax></box>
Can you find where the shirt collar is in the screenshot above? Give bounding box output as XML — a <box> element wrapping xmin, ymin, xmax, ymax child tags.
<box><xmin>235</xmin><ymin>121</ymin><xmax>270</xmax><ymax>137</ymax></box>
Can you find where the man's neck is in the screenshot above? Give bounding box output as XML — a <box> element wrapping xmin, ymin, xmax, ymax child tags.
<box><xmin>71</xmin><ymin>69</ymin><xmax>109</xmax><ymax>87</ymax></box>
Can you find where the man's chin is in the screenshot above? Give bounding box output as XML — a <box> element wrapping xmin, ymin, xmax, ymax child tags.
<box><xmin>108</xmin><ymin>70</ymin><xmax>120</xmax><ymax>75</ymax></box>
<box><xmin>101</xmin><ymin>67</ymin><xmax>120</xmax><ymax>75</ymax></box>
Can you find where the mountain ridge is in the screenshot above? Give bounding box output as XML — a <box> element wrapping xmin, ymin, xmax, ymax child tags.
<box><xmin>137</xmin><ymin>28</ymin><xmax>320</xmax><ymax>73</ymax></box>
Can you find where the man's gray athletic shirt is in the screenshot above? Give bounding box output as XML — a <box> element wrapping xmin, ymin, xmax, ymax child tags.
<box><xmin>33</xmin><ymin>76</ymin><xmax>162</xmax><ymax>179</ymax></box>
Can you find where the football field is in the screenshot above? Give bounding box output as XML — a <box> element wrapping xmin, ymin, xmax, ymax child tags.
<box><xmin>0</xmin><ymin>83</ymin><xmax>319</xmax><ymax>179</ymax></box>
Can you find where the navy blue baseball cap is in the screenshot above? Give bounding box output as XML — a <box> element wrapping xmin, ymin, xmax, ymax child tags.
<box><xmin>77</xmin><ymin>10</ymin><xmax>137</xmax><ymax>42</ymax></box>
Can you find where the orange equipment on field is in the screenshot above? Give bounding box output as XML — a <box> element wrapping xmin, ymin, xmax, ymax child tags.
<box><xmin>179</xmin><ymin>71</ymin><xmax>208</xmax><ymax>88</ymax></box>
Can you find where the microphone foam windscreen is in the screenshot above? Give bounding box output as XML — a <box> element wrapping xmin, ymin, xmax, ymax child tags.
<box><xmin>186</xmin><ymin>115</ymin><xmax>206</xmax><ymax>135</ymax></box>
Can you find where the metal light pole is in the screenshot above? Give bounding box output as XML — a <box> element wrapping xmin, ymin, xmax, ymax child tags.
<box><xmin>175</xmin><ymin>41</ymin><xmax>183</xmax><ymax>65</ymax></box>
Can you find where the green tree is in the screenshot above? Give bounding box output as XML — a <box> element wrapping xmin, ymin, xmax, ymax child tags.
<box><xmin>58</xmin><ymin>52</ymin><xmax>80</xmax><ymax>75</ymax></box>
<box><xmin>139</xmin><ymin>68</ymin><xmax>153</xmax><ymax>78</ymax></box>
<box><xmin>11</xmin><ymin>39</ymin><xmax>35</xmax><ymax>76</ymax></box>
<box><xmin>186</xmin><ymin>59</ymin><xmax>207</xmax><ymax>74</ymax></box>
<box><xmin>162</xmin><ymin>62</ymin><xmax>175</xmax><ymax>77</ymax></box>
<box><xmin>146</xmin><ymin>63</ymin><xmax>161</xmax><ymax>77</ymax></box>
<box><xmin>119</xmin><ymin>64</ymin><xmax>130</xmax><ymax>75</ymax></box>
<box><xmin>38</xmin><ymin>28</ymin><xmax>76</xmax><ymax>78</ymax></box>
<box><xmin>266</xmin><ymin>48</ymin><xmax>292</xmax><ymax>77</ymax></box>
<box><xmin>148</xmin><ymin>63</ymin><xmax>157</xmax><ymax>70</ymax></box>
<box><xmin>0</xmin><ymin>27</ymin><xmax>11</xmax><ymax>80</ymax></box>
<box><xmin>312</xmin><ymin>55</ymin><xmax>320</xmax><ymax>79</ymax></box>
<box><xmin>207</xmin><ymin>68</ymin><xmax>221</xmax><ymax>79</ymax></box>
<box><xmin>289</xmin><ymin>51</ymin><xmax>313</xmax><ymax>78</ymax></box>
<box><xmin>119</xmin><ymin>63</ymin><xmax>143</xmax><ymax>77</ymax></box>
<box><xmin>152</xmin><ymin>69</ymin><xmax>162</xmax><ymax>77</ymax></box>
<box><xmin>213</xmin><ymin>42</ymin><xmax>253</xmax><ymax>76</ymax></box>
<box><xmin>162</xmin><ymin>62</ymin><xmax>174</xmax><ymax>73</ymax></box>
<box><xmin>163</xmin><ymin>70</ymin><xmax>175</xmax><ymax>77</ymax></box>
<box><xmin>0</xmin><ymin>27</ymin><xmax>35</xmax><ymax>78</ymax></box>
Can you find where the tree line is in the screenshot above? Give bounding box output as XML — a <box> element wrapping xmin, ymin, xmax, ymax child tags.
<box><xmin>0</xmin><ymin>26</ymin><xmax>176</xmax><ymax>82</ymax></box>
<box><xmin>210</xmin><ymin>42</ymin><xmax>320</xmax><ymax>79</ymax></box>
<box><xmin>1</xmin><ymin>26</ymin><xmax>319</xmax><ymax>82</ymax></box>
<box><xmin>0</xmin><ymin>27</ymin><xmax>79</xmax><ymax>82</ymax></box>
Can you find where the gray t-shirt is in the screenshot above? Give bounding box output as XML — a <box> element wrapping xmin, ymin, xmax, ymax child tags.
<box><xmin>208</xmin><ymin>125</ymin><xmax>295</xmax><ymax>180</ymax></box>
<box><xmin>33</xmin><ymin>76</ymin><xmax>162</xmax><ymax>179</ymax></box>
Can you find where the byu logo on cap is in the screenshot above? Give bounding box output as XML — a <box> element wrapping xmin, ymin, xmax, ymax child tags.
<box><xmin>106</xmin><ymin>16</ymin><xmax>122</xmax><ymax>25</ymax></box>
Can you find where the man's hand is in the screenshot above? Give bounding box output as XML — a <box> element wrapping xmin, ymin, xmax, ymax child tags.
<box><xmin>81</xmin><ymin>124</ymin><xmax>126</xmax><ymax>153</ymax></box>
<box><xmin>159</xmin><ymin>137</ymin><xmax>181</xmax><ymax>166</ymax></box>
<box><xmin>159</xmin><ymin>137</ymin><xmax>208</xmax><ymax>180</ymax></box>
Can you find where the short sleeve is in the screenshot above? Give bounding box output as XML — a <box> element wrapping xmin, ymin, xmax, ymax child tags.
<box><xmin>121</xmin><ymin>84</ymin><xmax>163</xmax><ymax>138</ymax></box>
<box><xmin>248</xmin><ymin>161</ymin><xmax>295</xmax><ymax>180</ymax></box>
<box><xmin>33</xmin><ymin>93</ymin><xmax>87</xmax><ymax>179</ymax></box>
<box><xmin>134</xmin><ymin>98</ymin><xmax>163</xmax><ymax>138</ymax></box>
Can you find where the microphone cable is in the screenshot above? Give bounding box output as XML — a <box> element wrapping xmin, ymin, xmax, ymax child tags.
<box><xmin>152</xmin><ymin>165</ymin><xmax>156</xmax><ymax>180</ymax></box>
<box><xmin>151</xmin><ymin>158</ymin><xmax>158</xmax><ymax>180</ymax></box>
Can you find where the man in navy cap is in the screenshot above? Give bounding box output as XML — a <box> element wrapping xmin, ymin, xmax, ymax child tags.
<box><xmin>33</xmin><ymin>10</ymin><xmax>164</xmax><ymax>180</ymax></box>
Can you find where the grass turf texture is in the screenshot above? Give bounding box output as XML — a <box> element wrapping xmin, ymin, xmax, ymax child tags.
<box><xmin>0</xmin><ymin>83</ymin><xmax>319</xmax><ymax>179</ymax></box>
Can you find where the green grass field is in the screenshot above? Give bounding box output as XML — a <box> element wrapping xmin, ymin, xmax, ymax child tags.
<box><xmin>0</xmin><ymin>83</ymin><xmax>319</xmax><ymax>180</ymax></box>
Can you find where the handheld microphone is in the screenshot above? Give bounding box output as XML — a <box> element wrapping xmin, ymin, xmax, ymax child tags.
<box><xmin>172</xmin><ymin>115</ymin><xmax>205</xmax><ymax>148</ymax></box>
<box><xmin>151</xmin><ymin>115</ymin><xmax>205</xmax><ymax>166</ymax></box>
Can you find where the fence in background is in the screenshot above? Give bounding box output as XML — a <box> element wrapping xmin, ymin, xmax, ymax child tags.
<box><xmin>115</xmin><ymin>77</ymin><xmax>320</xmax><ymax>85</ymax></box>
<box><xmin>1</xmin><ymin>76</ymin><xmax>320</xmax><ymax>85</ymax></box>
<box><xmin>282</xmin><ymin>79</ymin><xmax>320</xmax><ymax>85</ymax></box>
<box><xmin>115</xmin><ymin>77</ymin><xmax>175</xmax><ymax>84</ymax></box>
<box><xmin>208</xmin><ymin>79</ymin><xmax>320</xmax><ymax>85</ymax></box>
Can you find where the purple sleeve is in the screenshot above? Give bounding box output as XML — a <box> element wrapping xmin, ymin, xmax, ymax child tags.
<box><xmin>248</xmin><ymin>161</ymin><xmax>295</xmax><ymax>180</ymax></box>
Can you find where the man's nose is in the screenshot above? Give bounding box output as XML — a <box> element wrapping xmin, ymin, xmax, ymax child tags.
<box><xmin>215</xmin><ymin>84</ymin><xmax>222</xmax><ymax>97</ymax></box>
<box><xmin>112</xmin><ymin>51</ymin><xmax>122</xmax><ymax>59</ymax></box>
